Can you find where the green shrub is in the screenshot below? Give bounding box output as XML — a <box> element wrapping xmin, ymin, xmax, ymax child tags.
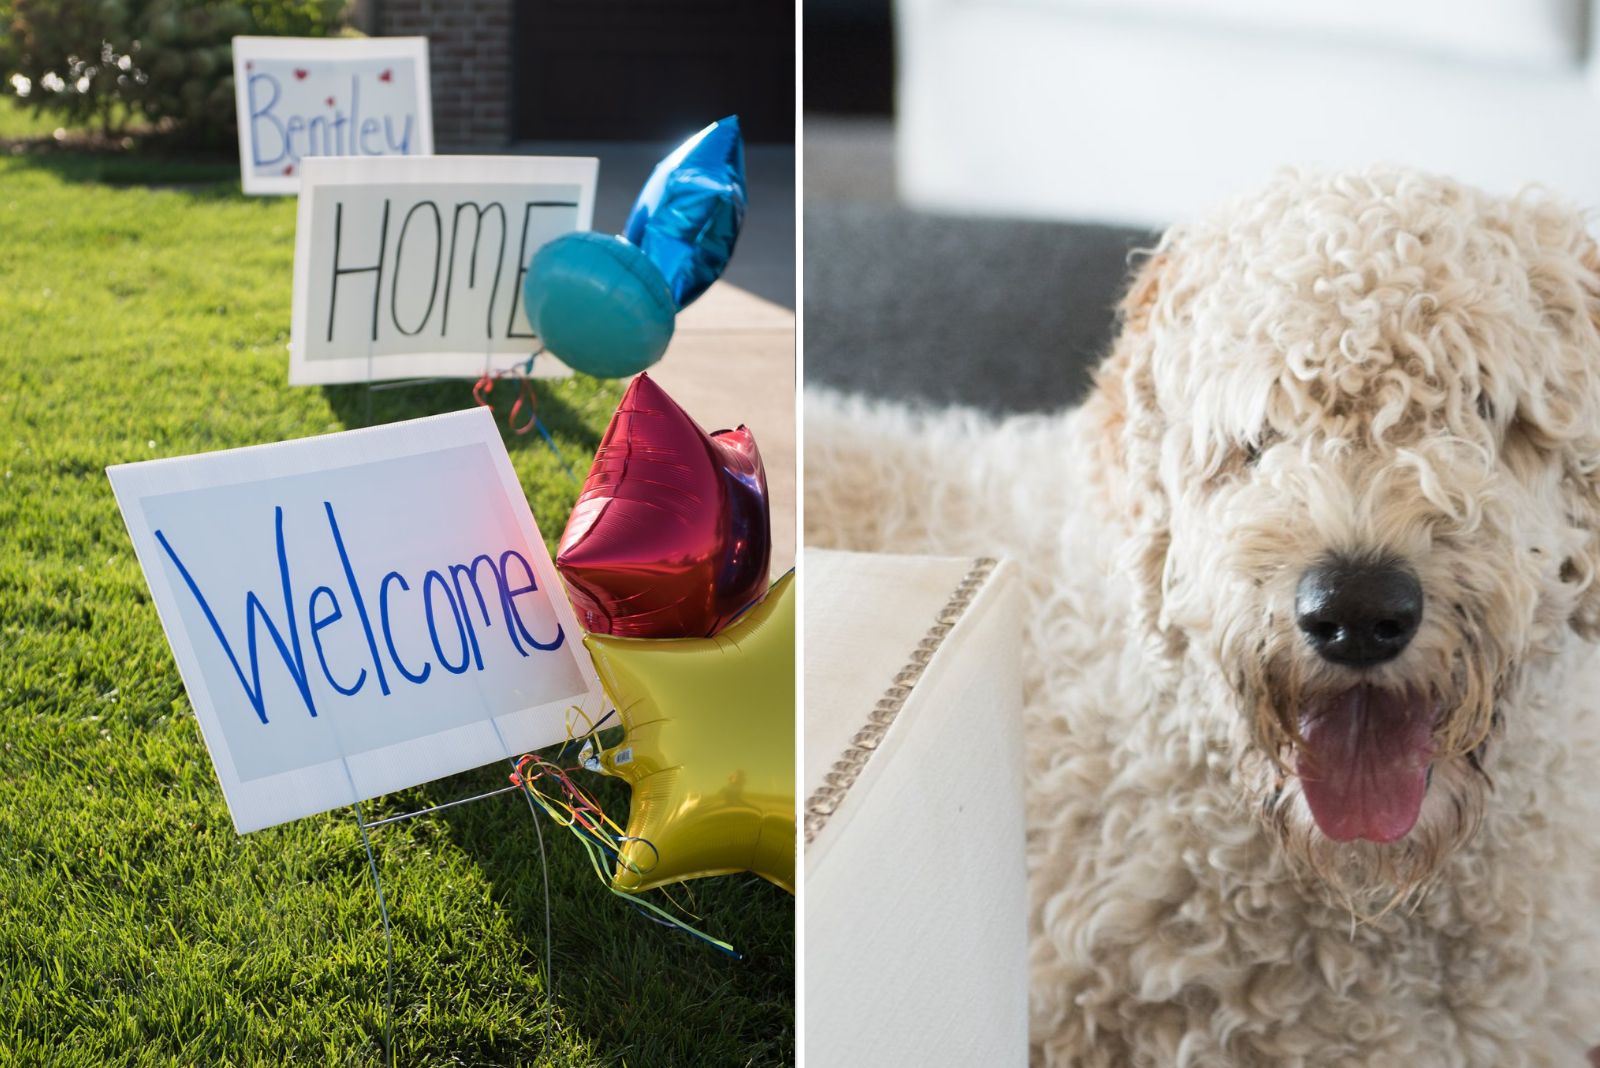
<box><xmin>6</xmin><ymin>0</ymin><xmax>347</xmax><ymax>144</ymax></box>
<box><xmin>0</xmin><ymin>3</ymin><xmax>15</xmax><ymax>82</ymax></box>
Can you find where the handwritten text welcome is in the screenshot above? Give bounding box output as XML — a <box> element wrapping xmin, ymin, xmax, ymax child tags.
<box><xmin>109</xmin><ymin>412</ymin><xmax>593</xmax><ymax>831</ymax></box>
<box><xmin>156</xmin><ymin>500</ymin><xmax>564</xmax><ymax>726</ymax></box>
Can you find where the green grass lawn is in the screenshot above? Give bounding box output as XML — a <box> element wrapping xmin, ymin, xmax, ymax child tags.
<box><xmin>0</xmin><ymin>101</ymin><xmax>64</xmax><ymax>139</ymax></box>
<box><xmin>0</xmin><ymin>103</ymin><xmax>794</xmax><ymax>1066</ymax></box>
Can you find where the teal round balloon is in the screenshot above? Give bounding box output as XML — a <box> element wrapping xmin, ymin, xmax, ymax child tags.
<box><xmin>523</xmin><ymin>232</ymin><xmax>676</xmax><ymax>378</ymax></box>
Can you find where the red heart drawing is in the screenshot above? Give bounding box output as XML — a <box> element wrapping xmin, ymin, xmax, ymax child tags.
<box><xmin>325</xmin><ymin>96</ymin><xmax>335</xmax><ymax>107</ymax></box>
<box><xmin>245</xmin><ymin>61</ymin><xmax>253</xmax><ymax>72</ymax></box>
<box><xmin>294</xmin><ymin>68</ymin><xmax>308</xmax><ymax>80</ymax></box>
<box><xmin>378</xmin><ymin>69</ymin><xmax>392</xmax><ymax>82</ymax></box>
<box><xmin>283</xmin><ymin>164</ymin><xmax>295</xmax><ymax>175</ymax></box>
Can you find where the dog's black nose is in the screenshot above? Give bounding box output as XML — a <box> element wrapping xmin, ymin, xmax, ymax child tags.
<box><xmin>1295</xmin><ymin>559</ymin><xmax>1422</xmax><ymax>668</ymax></box>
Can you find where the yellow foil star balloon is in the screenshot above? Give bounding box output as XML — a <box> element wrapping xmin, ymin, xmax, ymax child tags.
<box><xmin>584</xmin><ymin>572</ymin><xmax>795</xmax><ymax>894</ymax></box>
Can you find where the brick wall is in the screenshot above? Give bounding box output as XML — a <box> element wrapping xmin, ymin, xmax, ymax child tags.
<box><xmin>375</xmin><ymin>0</ymin><xmax>513</xmax><ymax>149</ymax></box>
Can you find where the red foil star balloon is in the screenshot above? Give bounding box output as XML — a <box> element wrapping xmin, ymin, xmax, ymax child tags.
<box><xmin>556</xmin><ymin>372</ymin><xmax>771</xmax><ymax>638</ymax></box>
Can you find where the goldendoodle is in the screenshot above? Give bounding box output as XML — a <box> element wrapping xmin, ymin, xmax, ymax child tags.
<box><xmin>806</xmin><ymin>168</ymin><xmax>1600</xmax><ymax>1066</ymax></box>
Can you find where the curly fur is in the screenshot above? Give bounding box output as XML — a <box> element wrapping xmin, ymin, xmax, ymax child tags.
<box><xmin>805</xmin><ymin>168</ymin><xmax>1600</xmax><ymax>1066</ymax></box>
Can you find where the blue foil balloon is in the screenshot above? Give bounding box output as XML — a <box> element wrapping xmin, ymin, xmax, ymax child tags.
<box><xmin>623</xmin><ymin>115</ymin><xmax>747</xmax><ymax>310</ymax></box>
<box><xmin>524</xmin><ymin>232</ymin><xmax>676</xmax><ymax>378</ymax></box>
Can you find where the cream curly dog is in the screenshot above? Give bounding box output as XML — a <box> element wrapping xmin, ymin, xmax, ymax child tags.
<box><xmin>806</xmin><ymin>169</ymin><xmax>1600</xmax><ymax>1066</ymax></box>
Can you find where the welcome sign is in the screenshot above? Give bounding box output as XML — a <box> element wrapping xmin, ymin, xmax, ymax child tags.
<box><xmin>107</xmin><ymin>408</ymin><xmax>601</xmax><ymax>832</ymax></box>
<box><xmin>231</xmin><ymin>36</ymin><xmax>433</xmax><ymax>196</ymax></box>
<box><xmin>289</xmin><ymin>155</ymin><xmax>598</xmax><ymax>385</ymax></box>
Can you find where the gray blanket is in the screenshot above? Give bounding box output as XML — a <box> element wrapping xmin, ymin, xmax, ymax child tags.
<box><xmin>803</xmin><ymin>202</ymin><xmax>1156</xmax><ymax>414</ymax></box>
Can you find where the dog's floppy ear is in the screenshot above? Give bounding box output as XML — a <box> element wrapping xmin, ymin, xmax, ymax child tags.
<box><xmin>1085</xmin><ymin>249</ymin><xmax>1185</xmax><ymax>658</ymax></box>
<box><xmin>1557</xmin><ymin>239</ymin><xmax>1600</xmax><ymax>640</ymax></box>
<box><xmin>1504</xmin><ymin>211</ymin><xmax>1600</xmax><ymax>640</ymax></box>
<box><xmin>1083</xmin><ymin>251</ymin><xmax>1166</xmax><ymax>519</ymax></box>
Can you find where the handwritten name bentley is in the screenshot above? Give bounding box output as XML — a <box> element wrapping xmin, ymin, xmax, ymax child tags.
<box><xmin>154</xmin><ymin>501</ymin><xmax>564</xmax><ymax>724</ymax></box>
<box><xmin>248</xmin><ymin>70</ymin><xmax>416</xmax><ymax>166</ymax></box>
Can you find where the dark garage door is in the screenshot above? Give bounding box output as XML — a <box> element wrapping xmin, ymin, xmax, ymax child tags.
<box><xmin>512</xmin><ymin>0</ymin><xmax>795</xmax><ymax>143</ymax></box>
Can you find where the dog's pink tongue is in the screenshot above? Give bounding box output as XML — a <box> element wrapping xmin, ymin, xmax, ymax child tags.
<box><xmin>1297</xmin><ymin>687</ymin><xmax>1434</xmax><ymax>843</ymax></box>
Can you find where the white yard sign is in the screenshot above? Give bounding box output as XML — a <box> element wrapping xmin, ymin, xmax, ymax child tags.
<box><xmin>231</xmin><ymin>36</ymin><xmax>434</xmax><ymax>196</ymax></box>
<box><xmin>107</xmin><ymin>408</ymin><xmax>602</xmax><ymax>832</ymax></box>
<box><xmin>289</xmin><ymin>155</ymin><xmax>598</xmax><ymax>384</ymax></box>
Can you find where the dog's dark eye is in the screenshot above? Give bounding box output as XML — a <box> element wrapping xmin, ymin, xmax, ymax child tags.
<box><xmin>1242</xmin><ymin>430</ymin><xmax>1277</xmax><ymax>467</ymax></box>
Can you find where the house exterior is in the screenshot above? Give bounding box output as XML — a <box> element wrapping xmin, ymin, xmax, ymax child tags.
<box><xmin>358</xmin><ymin>0</ymin><xmax>793</xmax><ymax>148</ymax></box>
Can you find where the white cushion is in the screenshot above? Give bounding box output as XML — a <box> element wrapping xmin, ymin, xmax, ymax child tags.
<box><xmin>974</xmin><ymin>0</ymin><xmax>1585</xmax><ymax>68</ymax></box>
<box><xmin>897</xmin><ymin>2</ymin><xmax>1600</xmax><ymax>227</ymax></box>
<box><xmin>805</xmin><ymin>550</ymin><xmax>1026</xmax><ymax>1067</ymax></box>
